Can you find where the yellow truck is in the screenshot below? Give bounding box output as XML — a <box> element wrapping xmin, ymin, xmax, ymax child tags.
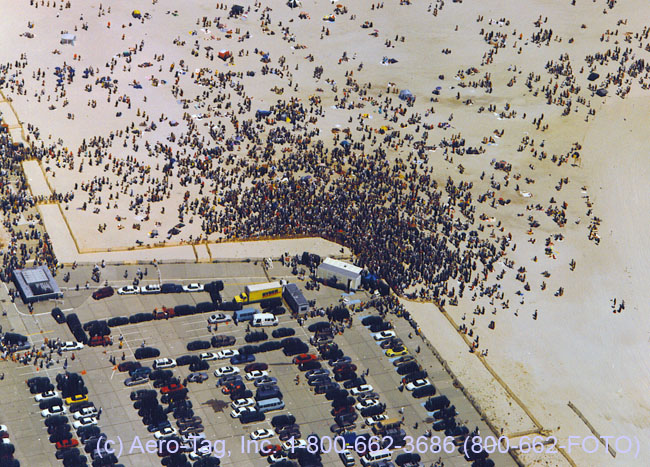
<box><xmin>234</xmin><ymin>281</ymin><xmax>284</xmax><ymax>304</ymax></box>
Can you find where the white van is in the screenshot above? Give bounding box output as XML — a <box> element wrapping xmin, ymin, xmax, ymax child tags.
<box><xmin>361</xmin><ymin>449</ymin><xmax>391</xmax><ymax>466</ymax></box>
<box><xmin>255</xmin><ymin>397</ymin><xmax>284</xmax><ymax>413</ymax></box>
<box><xmin>252</xmin><ymin>313</ymin><xmax>278</xmax><ymax>327</ymax></box>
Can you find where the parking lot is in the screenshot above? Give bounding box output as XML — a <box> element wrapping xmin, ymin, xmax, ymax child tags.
<box><xmin>0</xmin><ymin>259</ymin><xmax>517</xmax><ymax>467</ymax></box>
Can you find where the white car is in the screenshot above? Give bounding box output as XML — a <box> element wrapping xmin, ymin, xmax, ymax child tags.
<box><xmin>365</xmin><ymin>414</ymin><xmax>389</xmax><ymax>426</ymax></box>
<box><xmin>373</xmin><ymin>330</ymin><xmax>396</xmax><ymax>341</ymax></box>
<box><xmin>117</xmin><ymin>285</ymin><xmax>140</xmax><ymax>295</ymax></box>
<box><xmin>405</xmin><ymin>379</ymin><xmax>430</xmax><ymax>391</ymax></box>
<box><xmin>72</xmin><ymin>417</ymin><xmax>98</xmax><ymax>429</ymax></box>
<box><xmin>199</xmin><ymin>352</ymin><xmax>219</xmax><ymax>361</ymax></box>
<box><xmin>207</xmin><ymin>313</ymin><xmax>231</xmax><ymax>324</ymax></box>
<box><xmin>283</xmin><ymin>439</ymin><xmax>307</xmax><ymax>451</ymax></box>
<box><xmin>231</xmin><ymin>398</ymin><xmax>255</xmax><ymax>410</ymax></box>
<box><xmin>153</xmin><ymin>358</ymin><xmax>176</xmax><ymax>369</ymax></box>
<box><xmin>60</xmin><ymin>341</ymin><xmax>84</xmax><ymax>351</ymax></box>
<box><xmin>154</xmin><ymin>426</ymin><xmax>178</xmax><ymax>439</ymax></box>
<box><xmin>356</xmin><ymin>399</ymin><xmax>381</xmax><ymax>411</ymax></box>
<box><xmin>216</xmin><ymin>349</ymin><xmax>239</xmax><ymax>360</ymax></box>
<box><xmin>268</xmin><ymin>452</ymin><xmax>288</xmax><ymax>463</ymax></box>
<box><xmin>41</xmin><ymin>405</ymin><xmax>67</xmax><ymax>417</ymax></box>
<box><xmin>351</xmin><ymin>384</ymin><xmax>374</xmax><ymax>395</ymax></box>
<box><xmin>35</xmin><ymin>390</ymin><xmax>60</xmax><ymax>402</ymax></box>
<box><xmin>230</xmin><ymin>406</ymin><xmax>255</xmax><ymax>418</ymax></box>
<box><xmin>214</xmin><ymin>366</ymin><xmax>240</xmax><ymax>377</ymax></box>
<box><xmin>188</xmin><ymin>445</ymin><xmax>212</xmax><ymax>460</ymax></box>
<box><xmin>245</xmin><ymin>370</ymin><xmax>268</xmax><ymax>381</ymax></box>
<box><xmin>250</xmin><ymin>428</ymin><xmax>274</xmax><ymax>440</ymax></box>
<box><xmin>140</xmin><ymin>284</ymin><xmax>162</xmax><ymax>294</ymax></box>
<box><xmin>73</xmin><ymin>407</ymin><xmax>98</xmax><ymax>419</ymax></box>
<box><xmin>183</xmin><ymin>283</ymin><xmax>204</xmax><ymax>292</ymax></box>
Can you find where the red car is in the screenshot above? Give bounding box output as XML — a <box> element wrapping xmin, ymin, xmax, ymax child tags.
<box><xmin>88</xmin><ymin>335</ymin><xmax>112</xmax><ymax>347</ymax></box>
<box><xmin>260</xmin><ymin>444</ymin><xmax>282</xmax><ymax>456</ymax></box>
<box><xmin>244</xmin><ymin>362</ymin><xmax>268</xmax><ymax>373</ymax></box>
<box><xmin>55</xmin><ymin>438</ymin><xmax>79</xmax><ymax>450</ymax></box>
<box><xmin>92</xmin><ymin>286</ymin><xmax>114</xmax><ymax>300</ymax></box>
<box><xmin>293</xmin><ymin>354</ymin><xmax>317</xmax><ymax>365</ymax></box>
<box><xmin>332</xmin><ymin>405</ymin><xmax>355</xmax><ymax>416</ymax></box>
<box><xmin>118</xmin><ymin>361</ymin><xmax>141</xmax><ymax>372</ymax></box>
<box><xmin>334</xmin><ymin>363</ymin><xmax>357</xmax><ymax>373</ymax></box>
<box><xmin>160</xmin><ymin>383</ymin><xmax>185</xmax><ymax>394</ymax></box>
<box><xmin>222</xmin><ymin>383</ymin><xmax>244</xmax><ymax>395</ymax></box>
<box><xmin>153</xmin><ymin>307</ymin><xmax>175</xmax><ymax>320</ymax></box>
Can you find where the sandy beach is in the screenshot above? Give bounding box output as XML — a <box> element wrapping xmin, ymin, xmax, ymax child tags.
<box><xmin>1</xmin><ymin>0</ymin><xmax>649</xmax><ymax>466</ymax></box>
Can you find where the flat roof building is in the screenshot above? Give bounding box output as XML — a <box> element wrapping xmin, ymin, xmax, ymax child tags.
<box><xmin>12</xmin><ymin>265</ymin><xmax>62</xmax><ymax>304</ymax></box>
<box><xmin>317</xmin><ymin>257</ymin><xmax>362</xmax><ymax>291</ymax></box>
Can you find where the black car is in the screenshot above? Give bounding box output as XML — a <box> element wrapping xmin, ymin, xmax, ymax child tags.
<box><xmin>433</xmin><ymin>418</ymin><xmax>456</xmax><ymax>432</ymax></box>
<box><xmin>258</xmin><ymin>341</ymin><xmax>283</xmax><ymax>352</ymax></box>
<box><xmin>217</xmin><ymin>374</ymin><xmax>243</xmax><ymax>386</ymax></box>
<box><xmin>186</xmin><ymin>340</ymin><xmax>211</xmax><ymax>351</ymax></box>
<box><xmin>342</xmin><ymin>376</ymin><xmax>366</xmax><ymax>389</ymax></box>
<box><xmin>395</xmin><ymin>453</ymin><xmax>422</xmax><ymax>466</ymax></box>
<box><xmin>412</xmin><ymin>384</ymin><xmax>436</xmax><ymax>399</ymax></box>
<box><xmin>49</xmin><ymin>431</ymin><xmax>73</xmax><ymax>443</ymax></box>
<box><xmin>130</xmin><ymin>389</ymin><xmax>157</xmax><ymax>401</ymax></box>
<box><xmin>107</xmin><ymin>316</ymin><xmax>130</xmax><ymax>327</ymax></box>
<box><xmin>189</xmin><ymin>360</ymin><xmax>210</xmax><ymax>372</ymax></box>
<box><xmin>307</xmin><ymin>321</ymin><xmax>331</xmax><ymax>333</ymax></box>
<box><xmin>238</xmin><ymin>345</ymin><xmax>259</xmax><ymax>355</ymax></box>
<box><xmin>48</xmin><ymin>423</ymin><xmax>71</xmax><ymax>435</ymax></box>
<box><xmin>369</xmin><ymin>322</ymin><xmax>393</xmax><ymax>333</ymax></box>
<box><xmin>272</xmin><ymin>327</ymin><xmax>295</xmax><ymax>338</ymax></box>
<box><xmin>308</xmin><ymin>376</ymin><xmax>330</xmax><ymax>387</ymax></box>
<box><xmin>134</xmin><ymin>347</ymin><xmax>160</xmax><ymax>359</ymax></box>
<box><xmin>44</xmin><ymin>415</ymin><xmax>68</xmax><ymax>427</ymax></box>
<box><xmin>331</xmin><ymin>397</ymin><xmax>355</xmax><ymax>408</ymax></box>
<box><xmin>77</xmin><ymin>425</ymin><xmax>101</xmax><ymax>441</ymax></box>
<box><xmin>55</xmin><ymin>447</ymin><xmax>80</xmax><ymax>460</ymax></box>
<box><xmin>194</xmin><ymin>457</ymin><xmax>222</xmax><ymax>467</ymax></box>
<box><xmin>40</xmin><ymin>397</ymin><xmax>64</xmax><ymax>409</ymax></box>
<box><xmin>298</xmin><ymin>360</ymin><xmax>321</xmax><ymax>371</ymax></box>
<box><xmin>361</xmin><ymin>315</ymin><xmax>383</xmax><ymax>326</ymax></box>
<box><xmin>335</xmin><ymin>413</ymin><xmax>358</xmax><ymax>426</ymax></box>
<box><xmin>51</xmin><ymin>307</ymin><xmax>66</xmax><ymax>324</ymax></box>
<box><xmin>147</xmin><ymin>420</ymin><xmax>172</xmax><ymax>433</ymax></box>
<box><xmin>176</xmin><ymin>355</ymin><xmax>200</xmax><ymax>366</ymax></box>
<box><xmin>161</xmin><ymin>283</ymin><xmax>184</xmax><ymax>293</ymax></box>
<box><xmin>245</xmin><ymin>331</ymin><xmax>268</xmax><ymax>343</ymax></box>
<box><xmin>154</xmin><ymin>377</ymin><xmax>180</xmax><ymax>389</ymax></box>
<box><xmin>149</xmin><ymin>369</ymin><xmax>174</xmax><ymax>381</ymax></box>
<box><xmin>325</xmin><ymin>389</ymin><xmax>349</xmax><ymax>401</ymax></box>
<box><xmin>211</xmin><ymin>334</ymin><xmax>236</xmax><ymax>348</ymax></box>
<box><xmin>62</xmin><ymin>454</ymin><xmax>87</xmax><ymax>467</ymax></box>
<box><xmin>240</xmin><ymin>410</ymin><xmax>265</xmax><ymax>424</ymax></box>
<box><xmin>359</xmin><ymin>403</ymin><xmax>386</xmax><ymax>417</ymax></box>
<box><xmin>268</xmin><ymin>306</ymin><xmax>287</xmax><ymax>316</ymax></box>
<box><xmin>314</xmin><ymin>382</ymin><xmax>339</xmax><ymax>394</ymax></box>
<box><xmin>271</xmin><ymin>413</ymin><xmax>296</xmax><ymax>428</ymax></box>
<box><xmin>445</xmin><ymin>425</ymin><xmax>469</xmax><ymax>438</ymax></box>
<box><xmin>433</xmin><ymin>406</ymin><xmax>457</xmax><ymax>420</ymax></box>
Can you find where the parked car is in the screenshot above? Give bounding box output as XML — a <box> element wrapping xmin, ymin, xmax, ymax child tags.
<box><xmin>272</xmin><ymin>327</ymin><xmax>295</xmax><ymax>338</ymax></box>
<box><xmin>134</xmin><ymin>347</ymin><xmax>161</xmax><ymax>359</ymax></box>
<box><xmin>187</xmin><ymin>340</ymin><xmax>211</xmax><ymax>351</ymax></box>
<box><xmin>214</xmin><ymin>366</ymin><xmax>240</xmax><ymax>377</ymax></box>
<box><xmin>211</xmin><ymin>335</ymin><xmax>236</xmax><ymax>348</ymax></box>
<box><xmin>140</xmin><ymin>283</ymin><xmax>162</xmax><ymax>294</ymax></box>
<box><xmin>207</xmin><ymin>313</ymin><xmax>230</xmax><ymax>323</ymax></box>
<box><xmin>91</xmin><ymin>287</ymin><xmax>114</xmax><ymax>300</ymax></box>
<box><xmin>187</xmin><ymin>372</ymin><xmax>209</xmax><ymax>383</ymax></box>
<box><xmin>117</xmin><ymin>285</ymin><xmax>140</xmax><ymax>295</ymax></box>
<box><xmin>231</xmin><ymin>353</ymin><xmax>255</xmax><ymax>364</ymax></box>
<box><xmin>182</xmin><ymin>283</ymin><xmax>204</xmax><ymax>293</ymax></box>
<box><xmin>153</xmin><ymin>358</ymin><xmax>177</xmax><ymax>369</ymax></box>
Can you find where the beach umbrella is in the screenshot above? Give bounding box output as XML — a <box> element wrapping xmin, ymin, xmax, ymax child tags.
<box><xmin>587</xmin><ymin>72</ymin><xmax>599</xmax><ymax>81</ymax></box>
<box><xmin>132</xmin><ymin>10</ymin><xmax>141</xmax><ymax>18</ymax></box>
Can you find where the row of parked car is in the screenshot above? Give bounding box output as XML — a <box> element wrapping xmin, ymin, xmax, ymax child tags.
<box><xmin>361</xmin><ymin>315</ymin><xmax>495</xmax><ymax>467</ymax></box>
<box><xmin>30</xmin><ymin>373</ymin><xmax>116</xmax><ymax>466</ymax></box>
<box><xmin>0</xmin><ymin>423</ymin><xmax>19</xmax><ymax>467</ymax></box>
<box><xmin>92</xmin><ymin>280</ymin><xmax>224</xmax><ymax>300</ymax></box>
